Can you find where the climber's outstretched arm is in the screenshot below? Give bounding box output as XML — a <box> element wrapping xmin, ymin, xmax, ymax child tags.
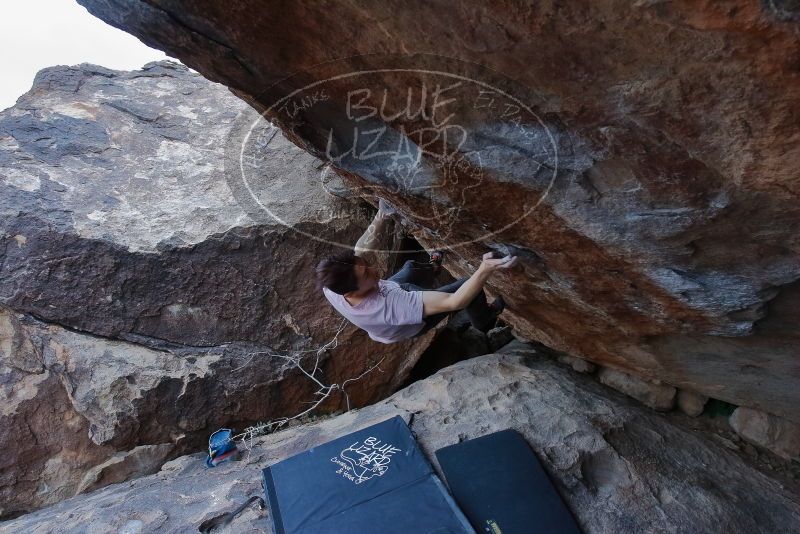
<box><xmin>422</xmin><ymin>253</ymin><xmax>517</xmax><ymax>315</ymax></box>
<box><xmin>354</xmin><ymin>200</ymin><xmax>393</xmax><ymax>258</ymax></box>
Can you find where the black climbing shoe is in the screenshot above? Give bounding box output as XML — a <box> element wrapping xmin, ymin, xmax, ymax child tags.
<box><xmin>488</xmin><ymin>295</ymin><xmax>505</xmax><ymax>315</ymax></box>
<box><xmin>476</xmin><ymin>296</ymin><xmax>506</xmax><ymax>333</ymax></box>
<box><xmin>429</xmin><ymin>250</ymin><xmax>445</xmax><ymax>273</ymax></box>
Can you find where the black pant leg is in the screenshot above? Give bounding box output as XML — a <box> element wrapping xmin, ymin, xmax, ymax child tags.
<box><xmin>432</xmin><ymin>277</ymin><xmax>495</xmax><ymax>332</ymax></box>
<box><xmin>433</xmin><ymin>278</ymin><xmax>466</xmax><ymax>293</ymax></box>
<box><xmin>410</xmin><ymin>276</ymin><xmax>498</xmax><ymax>337</ymax></box>
<box><xmin>387</xmin><ymin>259</ymin><xmax>415</xmax><ymax>284</ymax></box>
<box><xmin>388</xmin><ymin>260</ymin><xmax>436</xmax><ymax>287</ymax></box>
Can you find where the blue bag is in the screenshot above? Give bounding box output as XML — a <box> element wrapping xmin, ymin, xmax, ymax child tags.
<box><xmin>205</xmin><ymin>428</ymin><xmax>238</xmax><ymax>467</ymax></box>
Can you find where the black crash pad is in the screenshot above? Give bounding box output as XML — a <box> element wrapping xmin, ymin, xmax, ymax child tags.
<box><xmin>436</xmin><ymin>429</ymin><xmax>581</xmax><ymax>534</ymax></box>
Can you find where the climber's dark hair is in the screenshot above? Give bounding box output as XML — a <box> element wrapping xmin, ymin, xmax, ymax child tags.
<box><xmin>316</xmin><ymin>250</ymin><xmax>360</xmax><ymax>294</ymax></box>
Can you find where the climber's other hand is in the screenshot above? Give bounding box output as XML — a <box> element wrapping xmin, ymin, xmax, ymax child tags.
<box><xmin>377</xmin><ymin>198</ymin><xmax>397</xmax><ymax>217</ymax></box>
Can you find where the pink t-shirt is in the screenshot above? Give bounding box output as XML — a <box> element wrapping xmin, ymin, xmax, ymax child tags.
<box><xmin>322</xmin><ymin>279</ymin><xmax>425</xmax><ymax>343</ymax></box>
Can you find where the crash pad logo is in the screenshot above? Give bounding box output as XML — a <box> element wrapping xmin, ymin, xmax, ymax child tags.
<box><xmin>224</xmin><ymin>53</ymin><xmax>561</xmax><ymax>253</ymax></box>
<box><xmin>330</xmin><ymin>436</ymin><xmax>402</xmax><ymax>484</ymax></box>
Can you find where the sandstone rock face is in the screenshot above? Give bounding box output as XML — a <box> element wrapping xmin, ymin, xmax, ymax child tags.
<box><xmin>0</xmin><ymin>310</ymin><xmax>117</xmax><ymax>518</ymax></box>
<box><xmin>0</xmin><ymin>60</ymin><xmax>362</xmax><ymax>351</ymax></box>
<box><xmin>678</xmin><ymin>390</ymin><xmax>709</xmax><ymax>417</ymax></box>
<box><xmin>730</xmin><ymin>407</ymin><xmax>800</xmax><ymax>460</ymax></box>
<box><xmin>77</xmin><ymin>0</ymin><xmax>800</xmax><ymax>422</ymax></box>
<box><xmin>0</xmin><ymin>62</ymin><xmax>439</xmax><ymax>517</ymax></box>
<box><xmin>598</xmin><ymin>367</ymin><xmax>677</xmax><ymax>411</ymax></box>
<box><xmin>75</xmin><ymin>444</ymin><xmax>174</xmax><ymax>495</ymax></box>
<box><xmin>558</xmin><ymin>354</ymin><xmax>597</xmax><ymax>374</ymax></box>
<box><xmin>0</xmin><ymin>302</ymin><xmax>434</xmax><ymax>518</ymax></box>
<box><xmin>486</xmin><ymin>325</ymin><xmax>515</xmax><ymax>353</ymax></box>
<box><xmin>4</xmin><ymin>347</ymin><xmax>798</xmax><ymax>533</ymax></box>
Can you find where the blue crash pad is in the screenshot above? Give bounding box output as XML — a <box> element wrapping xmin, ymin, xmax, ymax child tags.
<box><xmin>262</xmin><ymin>415</ymin><xmax>474</xmax><ymax>533</ymax></box>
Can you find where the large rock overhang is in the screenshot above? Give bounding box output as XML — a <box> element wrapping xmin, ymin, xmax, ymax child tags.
<box><xmin>77</xmin><ymin>0</ymin><xmax>800</xmax><ymax>421</ymax></box>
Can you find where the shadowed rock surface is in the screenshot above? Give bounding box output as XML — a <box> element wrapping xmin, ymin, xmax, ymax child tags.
<box><xmin>76</xmin><ymin>0</ymin><xmax>800</xmax><ymax>422</ymax></box>
<box><xmin>0</xmin><ymin>62</ymin><xmax>440</xmax><ymax>517</ymax></box>
<box><xmin>3</xmin><ymin>345</ymin><xmax>798</xmax><ymax>533</ymax></box>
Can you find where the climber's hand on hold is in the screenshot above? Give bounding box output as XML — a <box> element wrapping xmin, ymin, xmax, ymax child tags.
<box><xmin>422</xmin><ymin>251</ymin><xmax>516</xmax><ymax>316</ymax></box>
<box><xmin>479</xmin><ymin>252</ymin><xmax>518</xmax><ymax>274</ymax></box>
<box><xmin>377</xmin><ymin>198</ymin><xmax>397</xmax><ymax>217</ymax></box>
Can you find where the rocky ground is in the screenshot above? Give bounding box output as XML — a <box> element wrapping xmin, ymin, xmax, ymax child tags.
<box><xmin>3</xmin><ymin>341</ymin><xmax>798</xmax><ymax>533</ymax></box>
